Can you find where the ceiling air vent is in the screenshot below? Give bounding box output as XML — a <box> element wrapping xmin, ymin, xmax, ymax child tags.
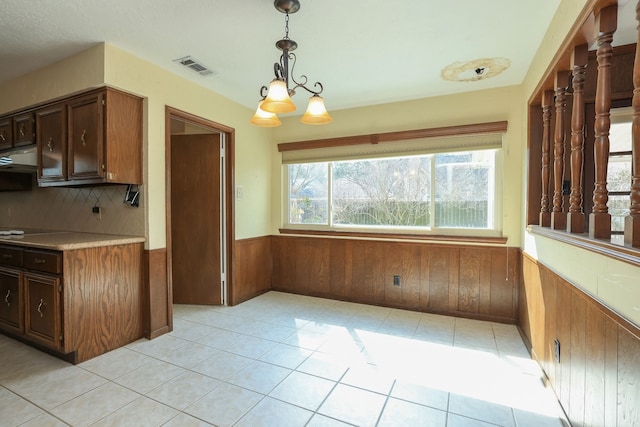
<box><xmin>173</xmin><ymin>56</ymin><xmax>215</xmax><ymax>77</ymax></box>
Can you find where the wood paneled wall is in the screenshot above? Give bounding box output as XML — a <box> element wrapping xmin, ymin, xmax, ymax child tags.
<box><xmin>520</xmin><ymin>253</ymin><xmax>640</xmax><ymax>426</ymax></box>
<box><xmin>230</xmin><ymin>236</ymin><xmax>272</xmax><ymax>306</ymax></box>
<box><xmin>143</xmin><ymin>248</ymin><xmax>171</xmax><ymax>339</ymax></box>
<box><xmin>272</xmin><ymin>235</ymin><xmax>520</xmax><ymax>323</ymax></box>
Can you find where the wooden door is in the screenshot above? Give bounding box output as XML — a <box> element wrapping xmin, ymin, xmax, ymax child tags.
<box><xmin>0</xmin><ymin>267</ymin><xmax>23</xmax><ymax>334</ymax></box>
<box><xmin>24</xmin><ymin>272</ymin><xmax>63</xmax><ymax>351</ymax></box>
<box><xmin>171</xmin><ymin>134</ymin><xmax>222</xmax><ymax>305</ymax></box>
<box><xmin>0</xmin><ymin>117</ymin><xmax>11</xmax><ymax>150</ymax></box>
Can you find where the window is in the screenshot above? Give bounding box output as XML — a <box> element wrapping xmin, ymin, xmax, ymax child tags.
<box><xmin>608</xmin><ymin>108</ymin><xmax>633</xmax><ymax>235</ymax></box>
<box><xmin>286</xmin><ymin>148</ymin><xmax>499</xmax><ymax>235</ymax></box>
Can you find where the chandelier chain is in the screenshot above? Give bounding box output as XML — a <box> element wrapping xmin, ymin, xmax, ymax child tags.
<box><xmin>284</xmin><ymin>12</ymin><xmax>290</xmax><ymax>40</ymax></box>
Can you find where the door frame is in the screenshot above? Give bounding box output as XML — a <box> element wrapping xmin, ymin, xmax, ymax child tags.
<box><xmin>165</xmin><ymin>106</ymin><xmax>235</xmax><ymax>306</ymax></box>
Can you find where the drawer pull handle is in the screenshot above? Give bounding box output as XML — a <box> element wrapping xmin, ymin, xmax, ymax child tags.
<box><xmin>4</xmin><ymin>290</ymin><xmax>10</xmax><ymax>308</ymax></box>
<box><xmin>81</xmin><ymin>129</ymin><xmax>87</xmax><ymax>147</ymax></box>
<box><xmin>0</xmin><ymin>131</ymin><xmax>6</xmax><ymax>141</ymax></box>
<box><xmin>33</xmin><ymin>258</ymin><xmax>46</xmax><ymax>264</ymax></box>
<box><xmin>47</xmin><ymin>137</ymin><xmax>54</xmax><ymax>152</ymax></box>
<box><xmin>37</xmin><ymin>299</ymin><xmax>45</xmax><ymax>317</ymax></box>
<box><xmin>2</xmin><ymin>253</ymin><xmax>12</xmax><ymax>259</ymax></box>
<box><xmin>19</xmin><ymin>124</ymin><xmax>25</xmax><ymax>137</ymax></box>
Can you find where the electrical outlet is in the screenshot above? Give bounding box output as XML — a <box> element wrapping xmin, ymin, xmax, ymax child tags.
<box><xmin>393</xmin><ymin>275</ymin><xmax>400</xmax><ymax>286</ymax></box>
<box><xmin>92</xmin><ymin>206</ymin><xmax>102</xmax><ymax>220</ymax></box>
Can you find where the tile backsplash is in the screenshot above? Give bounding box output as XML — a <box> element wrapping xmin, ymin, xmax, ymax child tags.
<box><xmin>0</xmin><ymin>184</ymin><xmax>144</xmax><ymax>236</ymax></box>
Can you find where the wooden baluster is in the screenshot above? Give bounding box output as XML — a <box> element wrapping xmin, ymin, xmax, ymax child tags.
<box><xmin>540</xmin><ymin>90</ymin><xmax>554</xmax><ymax>227</ymax></box>
<box><xmin>589</xmin><ymin>5</ymin><xmax>617</xmax><ymax>240</ymax></box>
<box><xmin>567</xmin><ymin>45</ymin><xmax>588</xmax><ymax>234</ymax></box>
<box><xmin>552</xmin><ymin>71</ymin><xmax>570</xmax><ymax>230</ymax></box>
<box><xmin>625</xmin><ymin>1</ymin><xmax>640</xmax><ymax>247</ymax></box>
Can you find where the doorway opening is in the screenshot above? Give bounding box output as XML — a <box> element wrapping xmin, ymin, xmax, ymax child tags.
<box><xmin>165</xmin><ymin>107</ymin><xmax>234</xmax><ymax>306</ymax></box>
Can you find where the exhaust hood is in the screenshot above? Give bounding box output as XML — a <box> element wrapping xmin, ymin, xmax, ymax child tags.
<box><xmin>0</xmin><ymin>146</ymin><xmax>37</xmax><ymax>172</ymax></box>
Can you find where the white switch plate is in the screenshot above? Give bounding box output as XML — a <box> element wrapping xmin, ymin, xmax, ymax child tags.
<box><xmin>236</xmin><ymin>186</ymin><xmax>243</xmax><ymax>199</ymax></box>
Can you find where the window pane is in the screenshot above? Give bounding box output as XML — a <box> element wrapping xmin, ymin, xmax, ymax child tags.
<box><xmin>434</xmin><ymin>151</ymin><xmax>494</xmax><ymax>228</ymax></box>
<box><xmin>607</xmin><ymin>154</ymin><xmax>631</xmax><ymax>192</ymax></box>
<box><xmin>609</xmin><ymin>121</ymin><xmax>632</xmax><ymax>153</ymax></box>
<box><xmin>609</xmin><ymin>195</ymin><xmax>630</xmax><ymax>233</ymax></box>
<box><xmin>288</xmin><ymin>163</ymin><xmax>328</xmax><ymax>224</ymax></box>
<box><xmin>332</xmin><ymin>157</ymin><xmax>431</xmax><ymax>227</ymax></box>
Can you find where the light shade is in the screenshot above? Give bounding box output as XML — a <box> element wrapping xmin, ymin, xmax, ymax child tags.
<box><xmin>261</xmin><ymin>80</ymin><xmax>296</xmax><ymax>113</ymax></box>
<box><xmin>300</xmin><ymin>95</ymin><xmax>332</xmax><ymax>125</ymax></box>
<box><xmin>250</xmin><ymin>101</ymin><xmax>282</xmax><ymax>127</ymax></box>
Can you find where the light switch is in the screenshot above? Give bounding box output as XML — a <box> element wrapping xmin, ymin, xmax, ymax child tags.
<box><xmin>236</xmin><ymin>186</ymin><xmax>244</xmax><ymax>199</ymax></box>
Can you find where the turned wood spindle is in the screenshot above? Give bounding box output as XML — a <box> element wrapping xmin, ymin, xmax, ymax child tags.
<box><xmin>540</xmin><ymin>90</ymin><xmax>554</xmax><ymax>227</ymax></box>
<box><xmin>589</xmin><ymin>5</ymin><xmax>617</xmax><ymax>239</ymax></box>
<box><xmin>567</xmin><ymin>45</ymin><xmax>588</xmax><ymax>234</ymax></box>
<box><xmin>552</xmin><ymin>71</ymin><xmax>570</xmax><ymax>230</ymax></box>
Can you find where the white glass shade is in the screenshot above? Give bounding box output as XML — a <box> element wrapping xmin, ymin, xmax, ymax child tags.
<box><xmin>261</xmin><ymin>80</ymin><xmax>296</xmax><ymax>113</ymax></box>
<box><xmin>250</xmin><ymin>101</ymin><xmax>281</xmax><ymax>127</ymax></box>
<box><xmin>300</xmin><ymin>95</ymin><xmax>332</xmax><ymax>125</ymax></box>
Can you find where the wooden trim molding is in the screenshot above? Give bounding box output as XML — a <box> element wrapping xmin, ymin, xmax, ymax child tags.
<box><xmin>278</xmin><ymin>121</ymin><xmax>508</xmax><ymax>152</ymax></box>
<box><xmin>279</xmin><ymin>228</ymin><xmax>508</xmax><ymax>245</ymax></box>
<box><xmin>143</xmin><ymin>248</ymin><xmax>171</xmax><ymax>339</ymax></box>
<box><xmin>528</xmin><ymin>225</ymin><xmax>640</xmax><ymax>268</ymax></box>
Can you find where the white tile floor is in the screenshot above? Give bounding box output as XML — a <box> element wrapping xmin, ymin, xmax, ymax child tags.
<box><xmin>0</xmin><ymin>291</ymin><xmax>568</xmax><ymax>426</ymax></box>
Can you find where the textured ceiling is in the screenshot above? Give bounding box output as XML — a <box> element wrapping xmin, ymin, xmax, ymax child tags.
<box><xmin>0</xmin><ymin>1</ymin><xmax>636</xmax><ymax>113</ymax></box>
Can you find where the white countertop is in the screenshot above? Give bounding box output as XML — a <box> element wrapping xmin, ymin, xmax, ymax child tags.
<box><xmin>0</xmin><ymin>230</ymin><xmax>145</xmax><ymax>250</ymax></box>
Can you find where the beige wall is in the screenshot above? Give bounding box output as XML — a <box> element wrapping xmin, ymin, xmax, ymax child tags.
<box><xmin>271</xmin><ymin>85</ymin><xmax>526</xmax><ymax>247</ymax></box>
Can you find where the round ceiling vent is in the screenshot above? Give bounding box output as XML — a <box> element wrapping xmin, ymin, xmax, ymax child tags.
<box><xmin>441</xmin><ymin>57</ymin><xmax>511</xmax><ymax>82</ymax></box>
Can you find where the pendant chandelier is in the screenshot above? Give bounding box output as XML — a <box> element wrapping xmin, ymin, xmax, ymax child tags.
<box><xmin>250</xmin><ymin>0</ymin><xmax>332</xmax><ymax>127</ymax></box>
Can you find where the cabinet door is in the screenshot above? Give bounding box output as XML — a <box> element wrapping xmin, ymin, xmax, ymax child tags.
<box><xmin>68</xmin><ymin>92</ymin><xmax>104</xmax><ymax>181</ymax></box>
<box><xmin>0</xmin><ymin>267</ymin><xmax>23</xmax><ymax>334</ymax></box>
<box><xmin>24</xmin><ymin>272</ymin><xmax>63</xmax><ymax>351</ymax></box>
<box><xmin>0</xmin><ymin>117</ymin><xmax>12</xmax><ymax>150</ymax></box>
<box><xmin>36</xmin><ymin>104</ymin><xmax>67</xmax><ymax>182</ymax></box>
<box><xmin>13</xmin><ymin>113</ymin><xmax>35</xmax><ymax>147</ymax></box>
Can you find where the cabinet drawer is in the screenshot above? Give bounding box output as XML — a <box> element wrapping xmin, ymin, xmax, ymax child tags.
<box><xmin>24</xmin><ymin>250</ymin><xmax>62</xmax><ymax>274</ymax></box>
<box><xmin>0</xmin><ymin>246</ymin><xmax>23</xmax><ymax>268</ymax></box>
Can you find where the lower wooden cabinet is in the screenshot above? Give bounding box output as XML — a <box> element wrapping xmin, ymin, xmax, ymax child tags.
<box><xmin>0</xmin><ymin>267</ymin><xmax>23</xmax><ymax>334</ymax></box>
<box><xmin>24</xmin><ymin>272</ymin><xmax>63</xmax><ymax>351</ymax></box>
<box><xmin>0</xmin><ymin>242</ymin><xmax>143</xmax><ymax>363</ymax></box>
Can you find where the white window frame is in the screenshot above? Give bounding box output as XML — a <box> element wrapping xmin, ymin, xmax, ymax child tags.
<box><xmin>282</xmin><ymin>147</ymin><xmax>504</xmax><ymax>238</ymax></box>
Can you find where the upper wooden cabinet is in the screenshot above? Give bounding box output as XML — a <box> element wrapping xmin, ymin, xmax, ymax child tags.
<box><xmin>0</xmin><ymin>117</ymin><xmax>12</xmax><ymax>150</ymax></box>
<box><xmin>0</xmin><ymin>112</ymin><xmax>36</xmax><ymax>151</ymax></box>
<box><xmin>35</xmin><ymin>87</ymin><xmax>142</xmax><ymax>187</ymax></box>
<box><xmin>12</xmin><ymin>112</ymin><xmax>35</xmax><ymax>147</ymax></box>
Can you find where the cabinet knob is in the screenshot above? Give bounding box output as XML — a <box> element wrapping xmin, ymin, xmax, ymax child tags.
<box><xmin>37</xmin><ymin>298</ymin><xmax>45</xmax><ymax>317</ymax></box>
<box><xmin>4</xmin><ymin>290</ymin><xmax>10</xmax><ymax>308</ymax></box>
<box><xmin>81</xmin><ymin>129</ymin><xmax>87</xmax><ymax>147</ymax></box>
<box><xmin>47</xmin><ymin>137</ymin><xmax>54</xmax><ymax>152</ymax></box>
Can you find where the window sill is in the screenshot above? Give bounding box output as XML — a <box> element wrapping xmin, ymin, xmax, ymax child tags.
<box><xmin>279</xmin><ymin>228</ymin><xmax>508</xmax><ymax>245</ymax></box>
<box><xmin>527</xmin><ymin>225</ymin><xmax>640</xmax><ymax>268</ymax></box>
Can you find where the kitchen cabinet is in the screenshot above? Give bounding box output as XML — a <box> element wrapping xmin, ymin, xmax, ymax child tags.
<box><xmin>36</xmin><ymin>103</ymin><xmax>66</xmax><ymax>182</ymax></box>
<box><xmin>12</xmin><ymin>112</ymin><xmax>35</xmax><ymax>147</ymax></box>
<box><xmin>0</xmin><ymin>239</ymin><xmax>143</xmax><ymax>364</ymax></box>
<box><xmin>0</xmin><ymin>267</ymin><xmax>23</xmax><ymax>335</ymax></box>
<box><xmin>36</xmin><ymin>87</ymin><xmax>142</xmax><ymax>187</ymax></box>
<box><xmin>0</xmin><ymin>112</ymin><xmax>36</xmax><ymax>151</ymax></box>
<box><xmin>0</xmin><ymin>117</ymin><xmax>12</xmax><ymax>150</ymax></box>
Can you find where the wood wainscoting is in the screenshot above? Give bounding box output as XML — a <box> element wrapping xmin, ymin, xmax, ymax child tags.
<box><xmin>272</xmin><ymin>235</ymin><xmax>520</xmax><ymax>323</ymax></box>
<box><xmin>143</xmin><ymin>248</ymin><xmax>171</xmax><ymax>339</ymax></box>
<box><xmin>230</xmin><ymin>236</ymin><xmax>272</xmax><ymax>306</ymax></box>
<box><xmin>519</xmin><ymin>253</ymin><xmax>640</xmax><ymax>426</ymax></box>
